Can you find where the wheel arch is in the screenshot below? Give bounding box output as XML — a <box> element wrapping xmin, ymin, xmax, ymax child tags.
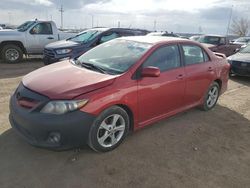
<box><xmin>214</xmin><ymin>79</ymin><xmax>222</xmax><ymax>91</ymax></box>
<box><xmin>0</xmin><ymin>41</ymin><xmax>27</xmax><ymax>55</ymax></box>
<box><xmin>115</xmin><ymin>104</ymin><xmax>135</xmax><ymax>132</ymax></box>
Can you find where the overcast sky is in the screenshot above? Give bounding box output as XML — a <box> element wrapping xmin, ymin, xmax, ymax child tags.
<box><xmin>0</xmin><ymin>0</ymin><xmax>250</xmax><ymax>34</ymax></box>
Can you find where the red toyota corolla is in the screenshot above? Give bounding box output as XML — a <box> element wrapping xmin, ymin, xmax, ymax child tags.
<box><xmin>9</xmin><ymin>36</ymin><xmax>230</xmax><ymax>152</ymax></box>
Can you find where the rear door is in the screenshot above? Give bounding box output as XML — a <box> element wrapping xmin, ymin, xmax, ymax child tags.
<box><xmin>138</xmin><ymin>44</ymin><xmax>186</xmax><ymax>124</ymax></box>
<box><xmin>181</xmin><ymin>44</ymin><xmax>215</xmax><ymax>106</ymax></box>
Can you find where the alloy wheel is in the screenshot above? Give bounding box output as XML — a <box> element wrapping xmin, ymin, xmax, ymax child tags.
<box><xmin>206</xmin><ymin>85</ymin><xmax>219</xmax><ymax>108</ymax></box>
<box><xmin>97</xmin><ymin>114</ymin><xmax>126</xmax><ymax>148</ymax></box>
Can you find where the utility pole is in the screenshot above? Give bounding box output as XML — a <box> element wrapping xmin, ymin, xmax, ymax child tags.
<box><xmin>91</xmin><ymin>15</ymin><xmax>94</xmax><ymax>28</ymax></box>
<box><xmin>153</xmin><ymin>20</ymin><xmax>157</xmax><ymax>31</ymax></box>
<box><xmin>59</xmin><ymin>4</ymin><xmax>64</xmax><ymax>29</ymax></box>
<box><xmin>118</xmin><ymin>21</ymin><xmax>120</xmax><ymax>28</ymax></box>
<box><xmin>226</xmin><ymin>5</ymin><xmax>233</xmax><ymax>36</ymax></box>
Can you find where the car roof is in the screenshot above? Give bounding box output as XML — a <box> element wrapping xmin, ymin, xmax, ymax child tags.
<box><xmin>201</xmin><ymin>34</ymin><xmax>226</xmax><ymax>37</ymax></box>
<box><xmin>120</xmin><ymin>36</ymin><xmax>189</xmax><ymax>44</ymax></box>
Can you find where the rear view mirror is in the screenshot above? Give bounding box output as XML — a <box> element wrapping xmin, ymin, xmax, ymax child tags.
<box><xmin>141</xmin><ymin>66</ymin><xmax>160</xmax><ymax>78</ymax></box>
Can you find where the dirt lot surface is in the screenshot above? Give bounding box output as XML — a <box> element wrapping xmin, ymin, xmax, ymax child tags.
<box><xmin>0</xmin><ymin>60</ymin><xmax>250</xmax><ymax>188</ymax></box>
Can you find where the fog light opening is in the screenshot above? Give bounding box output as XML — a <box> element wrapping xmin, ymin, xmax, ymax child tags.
<box><xmin>47</xmin><ymin>132</ymin><xmax>61</xmax><ymax>144</ymax></box>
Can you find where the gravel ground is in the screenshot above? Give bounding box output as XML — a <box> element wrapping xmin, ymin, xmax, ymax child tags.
<box><xmin>0</xmin><ymin>60</ymin><xmax>250</xmax><ymax>188</ymax></box>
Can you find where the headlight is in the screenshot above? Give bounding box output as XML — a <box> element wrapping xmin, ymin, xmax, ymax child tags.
<box><xmin>56</xmin><ymin>49</ymin><xmax>72</xmax><ymax>55</ymax></box>
<box><xmin>40</xmin><ymin>100</ymin><xmax>88</xmax><ymax>115</ymax></box>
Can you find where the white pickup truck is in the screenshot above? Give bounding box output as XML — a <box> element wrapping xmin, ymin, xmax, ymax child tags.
<box><xmin>0</xmin><ymin>20</ymin><xmax>76</xmax><ymax>63</ymax></box>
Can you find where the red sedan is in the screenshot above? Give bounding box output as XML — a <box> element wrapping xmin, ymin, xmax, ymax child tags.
<box><xmin>9</xmin><ymin>36</ymin><xmax>230</xmax><ymax>152</ymax></box>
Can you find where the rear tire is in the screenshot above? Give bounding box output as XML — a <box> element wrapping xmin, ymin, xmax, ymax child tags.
<box><xmin>1</xmin><ymin>44</ymin><xmax>23</xmax><ymax>63</ymax></box>
<box><xmin>200</xmin><ymin>82</ymin><xmax>220</xmax><ymax>111</ymax></box>
<box><xmin>88</xmin><ymin>106</ymin><xmax>130</xmax><ymax>152</ymax></box>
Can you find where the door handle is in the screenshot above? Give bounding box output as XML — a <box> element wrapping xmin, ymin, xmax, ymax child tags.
<box><xmin>208</xmin><ymin>67</ymin><xmax>214</xmax><ymax>71</ymax></box>
<box><xmin>176</xmin><ymin>74</ymin><xmax>184</xmax><ymax>80</ymax></box>
<box><xmin>47</xmin><ymin>37</ymin><xmax>54</xmax><ymax>40</ymax></box>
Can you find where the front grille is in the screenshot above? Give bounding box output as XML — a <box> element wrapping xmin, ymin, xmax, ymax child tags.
<box><xmin>15</xmin><ymin>83</ymin><xmax>49</xmax><ymax>111</ymax></box>
<box><xmin>44</xmin><ymin>48</ymin><xmax>55</xmax><ymax>58</ymax></box>
<box><xmin>232</xmin><ymin>61</ymin><xmax>250</xmax><ymax>67</ymax></box>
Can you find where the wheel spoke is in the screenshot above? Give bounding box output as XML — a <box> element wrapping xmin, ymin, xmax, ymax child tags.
<box><xmin>111</xmin><ymin>114</ymin><xmax>120</xmax><ymax>126</ymax></box>
<box><xmin>110</xmin><ymin>134</ymin><xmax>117</xmax><ymax>145</ymax></box>
<box><xmin>114</xmin><ymin>124</ymin><xmax>125</xmax><ymax>132</ymax></box>
<box><xmin>100</xmin><ymin>121</ymin><xmax>109</xmax><ymax>131</ymax></box>
<box><xmin>98</xmin><ymin>131</ymin><xmax>110</xmax><ymax>145</ymax></box>
<box><xmin>207</xmin><ymin>97</ymin><xmax>212</xmax><ymax>104</ymax></box>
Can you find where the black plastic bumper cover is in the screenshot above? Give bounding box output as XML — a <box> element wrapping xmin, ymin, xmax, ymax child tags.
<box><xmin>9</xmin><ymin>85</ymin><xmax>96</xmax><ymax>150</ymax></box>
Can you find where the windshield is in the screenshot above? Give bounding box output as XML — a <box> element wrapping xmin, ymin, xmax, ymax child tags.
<box><xmin>77</xmin><ymin>39</ymin><xmax>152</xmax><ymax>74</ymax></box>
<box><xmin>198</xmin><ymin>36</ymin><xmax>220</xmax><ymax>45</ymax></box>
<box><xmin>69</xmin><ymin>30</ymin><xmax>102</xmax><ymax>43</ymax></box>
<box><xmin>17</xmin><ymin>21</ymin><xmax>36</xmax><ymax>32</ymax></box>
<box><xmin>239</xmin><ymin>45</ymin><xmax>250</xmax><ymax>53</ymax></box>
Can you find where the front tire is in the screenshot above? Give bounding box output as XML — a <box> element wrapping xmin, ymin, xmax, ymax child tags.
<box><xmin>200</xmin><ymin>82</ymin><xmax>220</xmax><ymax>111</ymax></box>
<box><xmin>1</xmin><ymin>44</ymin><xmax>23</xmax><ymax>63</ymax></box>
<box><xmin>88</xmin><ymin>106</ymin><xmax>130</xmax><ymax>152</ymax></box>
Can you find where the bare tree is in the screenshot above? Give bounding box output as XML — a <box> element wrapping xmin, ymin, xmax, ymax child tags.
<box><xmin>230</xmin><ymin>17</ymin><xmax>250</xmax><ymax>36</ymax></box>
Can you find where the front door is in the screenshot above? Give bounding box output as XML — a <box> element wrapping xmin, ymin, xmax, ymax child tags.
<box><xmin>137</xmin><ymin>45</ymin><xmax>186</xmax><ymax>125</ymax></box>
<box><xmin>26</xmin><ymin>22</ymin><xmax>57</xmax><ymax>54</ymax></box>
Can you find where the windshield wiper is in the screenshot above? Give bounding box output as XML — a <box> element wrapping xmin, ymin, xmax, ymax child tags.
<box><xmin>81</xmin><ymin>62</ymin><xmax>108</xmax><ymax>74</ymax></box>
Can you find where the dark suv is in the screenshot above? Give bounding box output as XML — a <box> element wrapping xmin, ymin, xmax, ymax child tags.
<box><xmin>43</xmin><ymin>28</ymin><xmax>148</xmax><ymax>65</ymax></box>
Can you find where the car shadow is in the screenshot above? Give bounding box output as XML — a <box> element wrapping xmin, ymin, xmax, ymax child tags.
<box><xmin>1</xmin><ymin>105</ymin><xmax>250</xmax><ymax>188</ymax></box>
<box><xmin>230</xmin><ymin>75</ymin><xmax>250</xmax><ymax>87</ymax></box>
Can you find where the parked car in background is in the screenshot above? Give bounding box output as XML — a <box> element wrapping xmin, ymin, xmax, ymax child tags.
<box><xmin>198</xmin><ymin>35</ymin><xmax>241</xmax><ymax>57</ymax></box>
<box><xmin>43</xmin><ymin>28</ymin><xmax>148</xmax><ymax>65</ymax></box>
<box><xmin>0</xmin><ymin>20</ymin><xmax>76</xmax><ymax>63</ymax></box>
<box><xmin>190</xmin><ymin>35</ymin><xmax>200</xmax><ymax>41</ymax></box>
<box><xmin>232</xmin><ymin>37</ymin><xmax>250</xmax><ymax>46</ymax></box>
<box><xmin>0</xmin><ymin>26</ymin><xmax>3</xmax><ymax>30</ymax></box>
<box><xmin>227</xmin><ymin>44</ymin><xmax>250</xmax><ymax>76</ymax></box>
<box><xmin>147</xmin><ymin>31</ymin><xmax>180</xmax><ymax>37</ymax></box>
<box><xmin>9</xmin><ymin>36</ymin><xmax>230</xmax><ymax>152</ymax></box>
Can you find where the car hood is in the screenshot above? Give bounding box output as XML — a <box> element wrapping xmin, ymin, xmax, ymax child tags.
<box><xmin>0</xmin><ymin>29</ymin><xmax>22</xmax><ymax>37</ymax></box>
<box><xmin>22</xmin><ymin>61</ymin><xmax>118</xmax><ymax>99</ymax></box>
<box><xmin>45</xmin><ymin>40</ymin><xmax>81</xmax><ymax>49</ymax></box>
<box><xmin>228</xmin><ymin>53</ymin><xmax>250</xmax><ymax>62</ymax></box>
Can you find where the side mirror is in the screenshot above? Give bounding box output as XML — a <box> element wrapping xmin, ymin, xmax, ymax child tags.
<box><xmin>235</xmin><ymin>48</ymin><xmax>240</xmax><ymax>53</ymax></box>
<box><xmin>141</xmin><ymin>66</ymin><xmax>160</xmax><ymax>78</ymax></box>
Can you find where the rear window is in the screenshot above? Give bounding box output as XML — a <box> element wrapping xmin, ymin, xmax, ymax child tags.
<box><xmin>198</xmin><ymin>36</ymin><xmax>221</xmax><ymax>45</ymax></box>
<box><xmin>182</xmin><ymin>45</ymin><xmax>208</xmax><ymax>65</ymax></box>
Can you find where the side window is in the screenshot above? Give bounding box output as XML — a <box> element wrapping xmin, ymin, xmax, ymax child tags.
<box><xmin>30</xmin><ymin>23</ymin><xmax>52</xmax><ymax>35</ymax></box>
<box><xmin>220</xmin><ymin>37</ymin><xmax>226</xmax><ymax>45</ymax></box>
<box><xmin>143</xmin><ymin>45</ymin><xmax>181</xmax><ymax>72</ymax></box>
<box><xmin>119</xmin><ymin>32</ymin><xmax>134</xmax><ymax>37</ymax></box>
<box><xmin>99</xmin><ymin>32</ymin><xmax>119</xmax><ymax>44</ymax></box>
<box><xmin>203</xmin><ymin>51</ymin><xmax>210</xmax><ymax>62</ymax></box>
<box><xmin>182</xmin><ymin>45</ymin><xmax>206</xmax><ymax>65</ymax></box>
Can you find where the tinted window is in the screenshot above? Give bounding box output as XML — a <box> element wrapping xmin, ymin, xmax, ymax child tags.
<box><xmin>198</xmin><ymin>36</ymin><xmax>220</xmax><ymax>45</ymax></box>
<box><xmin>220</xmin><ymin>38</ymin><xmax>226</xmax><ymax>45</ymax></box>
<box><xmin>99</xmin><ymin>32</ymin><xmax>119</xmax><ymax>44</ymax></box>
<box><xmin>30</xmin><ymin>23</ymin><xmax>52</xmax><ymax>35</ymax></box>
<box><xmin>143</xmin><ymin>45</ymin><xmax>181</xmax><ymax>72</ymax></box>
<box><xmin>182</xmin><ymin>45</ymin><xmax>206</xmax><ymax>65</ymax></box>
<box><xmin>203</xmin><ymin>51</ymin><xmax>210</xmax><ymax>62</ymax></box>
<box><xmin>70</xmin><ymin>30</ymin><xmax>102</xmax><ymax>43</ymax></box>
